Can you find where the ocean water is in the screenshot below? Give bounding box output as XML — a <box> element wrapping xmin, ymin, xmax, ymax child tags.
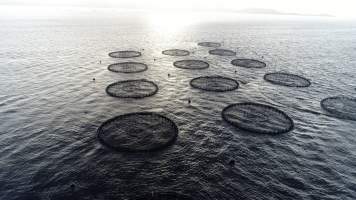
<box><xmin>1</xmin><ymin>13</ymin><xmax>356</xmax><ymax>199</ymax></box>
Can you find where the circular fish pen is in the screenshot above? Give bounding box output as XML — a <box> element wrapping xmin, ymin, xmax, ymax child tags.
<box><xmin>321</xmin><ymin>96</ymin><xmax>356</xmax><ymax>120</ymax></box>
<box><xmin>222</xmin><ymin>103</ymin><xmax>294</xmax><ymax>134</ymax></box>
<box><xmin>97</xmin><ymin>112</ymin><xmax>178</xmax><ymax>152</ymax></box>
<box><xmin>231</xmin><ymin>59</ymin><xmax>266</xmax><ymax>68</ymax></box>
<box><xmin>108</xmin><ymin>51</ymin><xmax>141</xmax><ymax>58</ymax></box>
<box><xmin>209</xmin><ymin>49</ymin><xmax>236</xmax><ymax>56</ymax></box>
<box><xmin>264</xmin><ymin>72</ymin><xmax>311</xmax><ymax>87</ymax></box>
<box><xmin>190</xmin><ymin>76</ymin><xmax>239</xmax><ymax>92</ymax></box>
<box><xmin>198</xmin><ymin>42</ymin><xmax>221</xmax><ymax>48</ymax></box>
<box><xmin>108</xmin><ymin>62</ymin><xmax>148</xmax><ymax>73</ymax></box>
<box><xmin>173</xmin><ymin>60</ymin><xmax>209</xmax><ymax>70</ymax></box>
<box><xmin>106</xmin><ymin>79</ymin><xmax>158</xmax><ymax>99</ymax></box>
<box><xmin>162</xmin><ymin>49</ymin><xmax>190</xmax><ymax>56</ymax></box>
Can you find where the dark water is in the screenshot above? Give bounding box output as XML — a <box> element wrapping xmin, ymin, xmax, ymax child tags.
<box><xmin>1</xmin><ymin>14</ymin><xmax>356</xmax><ymax>199</ymax></box>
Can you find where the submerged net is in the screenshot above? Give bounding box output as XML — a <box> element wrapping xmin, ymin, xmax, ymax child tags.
<box><xmin>264</xmin><ymin>72</ymin><xmax>311</xmax><ymax>87</ymax></box>
<box><xmin>198</xmin><ymin>42</ymin><xmax>221</xmax><ymax>48</ymax></box>
<box><xmin>173</xmin><ymin>60</ymin><xmax>209</xmax><ymax>70</ymax></box>
<box><xmin>162</xmin><ymin>49</ymin><xmax>190</xmax><ymax>56</ymax></box>
<box><xmin>222</xmin><ymin>103</ymin><xmax>294</xmax><ymax>134</ymax></box>
<box><xmin>108</xmin><ymin>62</ymin><xmax>148</xmax><ymax>73</ymax></box>
<box><xmin>106</xmin><ymin>79</ymin><xmax>158</xmax><ymax>98</ymax></box>
<box><xmin>209</xmin><ymin>49</ymin><xmax>236</xmax><ymax>56</ymax></box>
<box><xmin>190</xmin><ymin>76</ymin><xmax>239</xmax><ymax>92</ymax></box>
<box><xmin>321</xmin><ymin>96</ymin><xmax>356</xmax><ymax>120</ymax></box>
<box><xmin>231</xmin><ymin>59</ymin><xmax>266</xmax><ymax>68</ymax></box>
<box><xmin>108</xmin><ymin>51</ymin><xmax>141</xmax><ymax>58</ymax></box>
<box><xmin>97</xmin><ymin>112</ymin><xmax>178</xmax><ymax>152</ymax></box>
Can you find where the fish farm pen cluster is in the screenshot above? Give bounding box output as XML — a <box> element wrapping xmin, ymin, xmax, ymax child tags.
<box><xmin>99</xmin><ymin>42</ymin><xmax>353</xmax><ymax>156</ymax></box>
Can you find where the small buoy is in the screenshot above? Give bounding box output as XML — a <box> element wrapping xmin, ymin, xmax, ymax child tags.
<box><xmin>154</xmin><ymin>58</ymin><xmax>156</xmax><ymax>61</ymax></box>
<box><xmin>234</xmin><ymin>70</ymin><xmax>237</xmax><ymax>74</ymax></box>
<box><xmin>228</xmin><ymin>159</ymin><xmax>235</xmax><ymax>166</ymax></box>
<box><xmin>70</xmin><ymin>184</ymin><xmax>75</xmax><ymax>192</ymax></box>
<box><xmin>93</xmin><ymin>78</ymin><xmax>96</xmax><ymax>81</ymax></box>
<box><xmin>188</xmin><ymin>99</ymin><xmax>191</xmax><ymax>104</ymax></box>
<box><xmin>168</xmin><ymin>73</ymin><xmax>170</xmax><ymax>77</ymax></box>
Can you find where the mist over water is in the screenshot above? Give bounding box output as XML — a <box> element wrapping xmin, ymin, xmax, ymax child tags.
<box><xmin>1</xmin><ymin>12</ymin><xmax>356</xmax><ymax>199</ymax></box>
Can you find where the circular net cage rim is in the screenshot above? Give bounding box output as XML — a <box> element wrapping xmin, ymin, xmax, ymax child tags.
<box><xmin>221</xmin><ymin>102</ymin><xmax>294</xmax><ymax>134</ymax></box>
<box><xmin>173</xmin><ymin>59</ymin><xmax>210</xmax><ymax>70</ymax></box>
<box><xmin>107</xmin><ymin>62</ymin><xmax>148</xmax><ymax>73</ymax></box>
<box><xmin>162</xmin><ymin>49</ymin><xmax>190</xmax><ymax>56</ymax></box>
<box><xmin>263</xmin><ymin>72</ymin><xmax>311</xmax><ymax>87</ymax></box>
<box><xmin>208</xmin><ymin>49</ymin><xmax>237</xmax><ymax>56</ymax></box>
<box><xmin>230</xmin><ymin>58</ymin><xmax>267</xmax><ymax>68</ymax></box>
<box><xmin>108</xmin><ymin>51</ymin><xmax>142</xmax><ymax>58</ymax></box>
<box><xmin>197</xmin><ymin>42</ymin><xmax>222</xmax><ymax>47</ymax></box>
<box><xmin>320</xmin><ymin>96</ymin><xmax>356</xmax><ymax>120</ymax></box>
<box><xmin>190</xmin><ymin>76</ymin><xmax>240</xmax><ymax>92</ymax></box>
<box><xmin>105</xmin><ymin>79</ymin><xmax>158</xmax><ymax>99</ymax></box>
<box><xmin>97</xmin><ymin>112</ymin><xmax>179</xmax><ymax>152</ymax></box>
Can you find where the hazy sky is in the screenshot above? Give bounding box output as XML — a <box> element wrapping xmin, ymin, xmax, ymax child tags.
<box><xmin>1</xmin><ymin>0</ymin><xmax>356</xmax><ymax>18</ymax></box>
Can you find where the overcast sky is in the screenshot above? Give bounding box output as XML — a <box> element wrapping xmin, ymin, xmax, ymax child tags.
<box><xmin>1</xmin><ymin>0</ymin><xmax>356</xmax><ymax>18</ymax></box>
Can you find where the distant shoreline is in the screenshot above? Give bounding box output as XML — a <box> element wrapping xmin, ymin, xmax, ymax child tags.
<box><xmin>232</xmin><ymin>8</ymin><xmax>334</xmax><ymax>17</ymax></box>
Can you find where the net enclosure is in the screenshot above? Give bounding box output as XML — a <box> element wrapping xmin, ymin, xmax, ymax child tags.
<box><xmin>108</xmin><ymin>51</ymin><xmax>141</xmax><ymax>58</ymax></box>
<box><xmin>162</xmin><ymin>49</ymin><xmax>190</xmax><ymax>56</ymax></box>
<box><xmin>198</xmin><ymin>42</ymin><xmax>221</xmax><ymax>48</ymax></box>
<box><xmin>97</xmin><ymin>112</ymin><xmax>178</xmax><ymax>152</ymax></box>
<box><xmin>190</xmin><ymin>76</ymin><xmax>239</xmax><ymax>92</ymax></box>
<box><xmin>231</xmin><ymin>59</ymin><xmax>266</xmax><ymax>68</ymax></box>
<box><xmin>209</xmin><ymin>49</ymin><xmax>236</xmax><ymax>56</ymax></box>
<box><xmin>173</xmin><ymin>60</ymin><xmax>209</xmax><ymax>70</ymax></box>
<box><xmin>264</xmin><ymin>72</ymin><xmax>311</xmax><ymax>87</ymax></box>
<box><xmin>108</xmin><ymin>62</ymin><xmax>148</xmax><ymax>73</ymax></box>
<box><xmin>222</xmin><ymin>102</ymin><xmax>294</xmax><ymax>134</ymax></box>
<box><xmin>321</xmin><ymin>96</ymin><xmax>356</xmax><ymax>120</ymax></box>
<box><xmin>106</xmin><ymin>79</ymin><xmax>158</xmax><ymax>98</ymax></box>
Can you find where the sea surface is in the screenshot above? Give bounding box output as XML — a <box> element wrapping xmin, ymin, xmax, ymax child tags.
<box><xmin>1</xmin><ymin>12</ymin><xmax>356</xmax><ymax>199</ymax></box>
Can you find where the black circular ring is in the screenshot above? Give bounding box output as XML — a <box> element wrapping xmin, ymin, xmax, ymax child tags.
<box><xmin>190</xmin><ymin>76</ymin><xmax>239</xmax><ymax>92</ymax></box>
<box><xmin>106</xmin><ymin>79</ymin><xmax>158</xmax><ymax>99</ymax></box>
<box><xmin>97</xmin><ymin>112</ymin><xmax>178</xmax><ymax>152</ymax></box>
<box><xmin>108</xmin><ymin>51</ymin><xmax>142</xmax><ymax>58</ymax></box>
<box><xmin>222</xmin><ymin>102</ymin><xmax>294</xmax><ymax>134</ymax></box>
<box><xmin>108</xmin><ymin>62</ymin><xmax>148</xmax><ymax>73</ymax></box>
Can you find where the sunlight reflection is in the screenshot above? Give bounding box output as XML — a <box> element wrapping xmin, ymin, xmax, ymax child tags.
<box><xmin>147</xmin><ymin>12</ymin><xmax>198</xmax><ymax>33</ymax></box>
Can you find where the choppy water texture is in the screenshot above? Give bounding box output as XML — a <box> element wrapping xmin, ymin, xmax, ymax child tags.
<box><xmin>1</xmin><ymin>16</ymin><xmax>356</xmax><ymax>200</ymax></box>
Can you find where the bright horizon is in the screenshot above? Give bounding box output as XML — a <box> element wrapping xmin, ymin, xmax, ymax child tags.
<box><xmin>1</xmin><ymin>0</ymin><xmax>356</xmax><ymax>19</ymax></box>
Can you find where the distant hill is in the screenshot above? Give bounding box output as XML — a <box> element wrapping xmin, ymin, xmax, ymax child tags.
<box><xmin>237</xmin><ymin>8</ymin><xmax>333</xmax><ymax>17</ymax></box>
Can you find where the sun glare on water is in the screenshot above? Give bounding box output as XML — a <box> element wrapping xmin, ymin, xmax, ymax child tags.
<box><xmin>147</xmin><ymin>12</ymin><xmax>200</xmax><ymax>33</ymax></box>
